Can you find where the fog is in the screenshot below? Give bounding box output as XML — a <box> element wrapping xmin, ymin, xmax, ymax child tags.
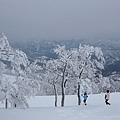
<box><xmin>0</xmin><ymin>0</ymin><xmax>120</xmax><ymax>42</ymax></box>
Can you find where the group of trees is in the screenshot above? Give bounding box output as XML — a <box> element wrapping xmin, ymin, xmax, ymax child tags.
<box><xmin>43</xmin><ymin>45</ymin><xmax>105</xmax><ymax>107</ymax></box>
<box><xmin>0</xmin><ymin>34</ymin><xmax>41</xmax><ymax>109</ymax></box>
<box><xmin>0</xmin><ymin>62</ymin><xmax>42</xmax><ymax>109</ymax></box>
<box><xmin>0</xmin><ymin>34</ymin><xmax>107</xmax><ymax>108</ymax></box>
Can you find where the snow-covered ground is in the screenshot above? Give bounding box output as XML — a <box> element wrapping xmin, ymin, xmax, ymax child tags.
<box><xmin>0</xmin><ymin>92</ymin><xmax>120</xmax><ymax>120</ymax></box>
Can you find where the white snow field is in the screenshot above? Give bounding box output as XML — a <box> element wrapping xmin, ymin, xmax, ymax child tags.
<box><xmin>0</xmin><ymin>92</ymin><xmax>120</xmax><ymax>120</ymax></box>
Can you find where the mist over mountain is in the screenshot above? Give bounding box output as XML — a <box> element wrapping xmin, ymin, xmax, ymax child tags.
<box><xmin>10</xmin><ymin>38</ymin><xmax>120</xmax><ymax>76</ymax></box>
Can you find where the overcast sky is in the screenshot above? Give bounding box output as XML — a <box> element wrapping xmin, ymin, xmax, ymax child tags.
<box><xmin>0</xmin><ymin>0</ymin><xmax>120</xmax><ymax>42</ymax></box>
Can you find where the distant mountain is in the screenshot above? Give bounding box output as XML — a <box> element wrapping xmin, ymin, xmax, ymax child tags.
<box><xmin>10</xmin><ymin>38</ymin><xmax>120</xmax><ymax>76</ymax></box>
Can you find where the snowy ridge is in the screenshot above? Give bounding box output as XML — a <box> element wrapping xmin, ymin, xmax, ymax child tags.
<box><xmin>0</xmin><ymin>33</ymin><xmax>29</xmax><ymax>68</ymax></box>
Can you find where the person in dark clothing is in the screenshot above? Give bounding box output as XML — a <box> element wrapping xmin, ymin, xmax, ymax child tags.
<box><xmin>81</xmin><ymin>92</ymin><xmax>88</xmax><ymax>105</ymax></box>
<box><xmin>105</xmin><ymin>90</ymin><xmax>110</xmax><ymax>105</ymax></box>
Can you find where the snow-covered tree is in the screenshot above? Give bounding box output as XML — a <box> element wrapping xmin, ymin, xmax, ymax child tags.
<box><xmin>54</xmin><ymin>45</ymin><xmax>77</xmax><ymax>107</ymax></box>
<box><xmin>44</xmin><ymin>59</ymin><xmax>61</xmax><ymax>107</ymax></box>
<box><xmin>72</xmin><ymin>45</ymin><xmax>105</xmax><ymax>105</ymax></box>
<box><xmin>0</xmin><ymin>74</ymin><xmax>17</xmax><ymax>108</ymax></box>
<box><xmin>25</xmin><ymin>60</ymin><xmax>43</xmax><ymax>80</ymax></box>
<box><xmin>108</xmin><ymin>73</ymin><xmax>120</xmax><ymax>92</ymax></box>
<box><xmin>0</xmin><ymin>33</ymin><xmax>41</xmax><ymax>108</ymax></box>
<box><xmin>0</xmin><ymin>33</ymin><xmax>29</xmax><ymax>75</ymax></box>
<box><xmin>0</xmin><ymin>62</ymin><xmax>7</xmax><ymax>74</ymax></box>
<box><xmin>13</xmin><ymin>75</ymin><xmax>38</xmax><ymax>108</ymax></box>
<box><xmin>54</xmin><ymin>45</ymin><xmax>105</xmax><ymax>106</ymax></box>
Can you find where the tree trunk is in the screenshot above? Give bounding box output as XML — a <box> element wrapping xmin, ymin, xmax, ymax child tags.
<box><xmin>53</xmin><ymin>84</ymin><xmax>57</xmax><ymax>107</ymax></box>
<box><xmin>5</xmin><ymin>99</ymin><xmax>8</xmax><ymax>109</ymax></box>
<box><xmin>77</xmin><ymin>83</ymin><xmax>81</xmax><ymax>105</ymax></box>
<box><xmin>14</xmin><ymin>104</ymin><xmax>17</xmax><ymax>108</ymax></box>
<box><xmin>61</xmin><ymin>63</ymin><xmax>67</xmax><ymax>107</ymax></box>
<box><xmin>61</xmin><ymin>79</ymin><xmax>65</xmax><ymax>107</ymax></box>
<box><xmin>77</xmin><ymin>69</ymin><xmax>83</xmax><ymax>105</ymax></box>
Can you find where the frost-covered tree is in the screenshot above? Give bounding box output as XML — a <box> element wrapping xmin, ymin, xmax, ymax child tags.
<box><xmin>95</xmin><ymin>77</ymin><xmax>110</xmax><ymax>93</ymax></box>
<box><xmin>0</xmin><ymin>62</ymin><xmax>7</xmax><ymax>74</ymax></box>
<box><xmin>44</xmin><ymin>59</ymin><xmax>60</xmax><ymax>107</ymax></box>
<box><xmin>0</xmin><ymin>72</ymin><xmax>41</xmax><ymax>109</ymax></box>
<box><xmin>54</xmin><ymin>45</ymin><xmax>77</xmax><ymax>107</ymax></box>
<box><xmin>25</xmin><ymin>60</ymin><xmax>43</xmax><ymax>80</ymax></box>
<box><xmin>13</xmin><ymin>75</ymin><xmax>39</xmax><ymax>108</ymax></box>
<box><xmin>0</xmin><ymin>33</ymin><xmax>29</xmax><ymax>75</ymax></box>
<box><xmin>72</xmin><ymin>45</ymin><xmax>105</xmax><ymax>105</ymax></box>
<box><xmin>108</xmin><ymin>73</ymin><xmax>120</xmax><ymax>92</ymax></box>
<box><xmin>0</xmin><ymin>75</ymin><xmax>17</xmax><ymax>108</ymax></box>
<box><xmin>54</xmin><ymin>45</ymin><xmax>105</xmax><ymax>106</ymax></box>
<box><xmin>0</xmin><ymin>33</ymin><xmax>41</xmax><ymax>108</ymax></box>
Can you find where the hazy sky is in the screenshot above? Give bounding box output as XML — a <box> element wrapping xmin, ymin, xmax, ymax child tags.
<box><xmin>0</xmin><ymin>0</ymin><xmax>120</xmax><ymax>42</ymax></box>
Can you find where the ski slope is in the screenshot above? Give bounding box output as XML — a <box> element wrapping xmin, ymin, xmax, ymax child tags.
<box><xmin>0</xmin><ymin>93</ymin><xmax>120</xmax><ymax>120</ymax></box>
